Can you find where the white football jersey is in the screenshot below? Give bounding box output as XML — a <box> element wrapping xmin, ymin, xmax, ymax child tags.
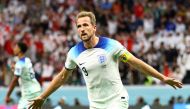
<box><xmin>65</xmin><ymin>36</ymin><xmax>129</xmax><ymax>108</ymax></box>
<box><xmin>14</xmin><ymin>57</ymin><xmax>41</xmax><ymax>98</ymax></box>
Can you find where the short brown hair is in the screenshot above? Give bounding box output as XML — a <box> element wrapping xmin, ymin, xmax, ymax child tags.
<box><xmin>76</xmin><ymin>11</ymin><xmax>96</xmax><ymax>25</ymax></box>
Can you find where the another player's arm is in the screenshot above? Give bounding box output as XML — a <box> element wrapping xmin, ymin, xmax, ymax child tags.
<box><xmin>5</xmin><ymin>75</ymin><xmax>19</xmax><ymax>103</ymax></box>
<box><xmin>40</xmin><ymin>68</ymin><xmax>72</xmax><ymax>99</ymax></box>
<box><xmin>28</xmin><ymin>67</ymin><xmax>73</xmax><ymax>109</ymax></box>
<box><xmin>119</xmin><ymin>52</ymin><xmax>183</xmax><ymax>89</ymax></box>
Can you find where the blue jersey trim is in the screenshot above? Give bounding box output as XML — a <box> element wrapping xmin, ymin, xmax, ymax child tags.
<box><xmin>94</xmin><ymin>36</ymin><xmax>109</xmax><ymax>49</ymax></box>
<box><xmin>72</xmin><ymin>41</ymin><xmax>86</xmax><ymax>58</ymax></box>
<box><xmin>16</xmin><ymin>57</ymin><xmax>25</xmax><ymax>66</ymax></box>
<box><xmin>73</xmin><ymin>36</ymin><xmax>110</xmax><ymax>58</ymax></box>
<box><xmin>19</xmin><ymin>57</ymin><xmax>25</xmax><ymax>63</ymax></box>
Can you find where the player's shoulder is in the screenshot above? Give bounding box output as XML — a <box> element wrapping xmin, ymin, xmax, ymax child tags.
<box><xmin>99</xmin><ymin>35</ymin><xmax>115</xmax><ymax>42</ymax></box>
<box><xmin>16</xmin><ymin>57</ymin><xmax>31</xmax><ymax>66</ymax></box>
<box><xmin>25</xmin><ymin>57</ymin><xmax>32</xmax><ymax>62</ymax></box>
<box><xmin>68</xmin><ymin>41</ymin><xmax>85</xmax><ymax>58</ymax></box>
<box><xmin>72</xmin><ymin>41</ymin><xmax>85</xmax><ymax>51</ymax></box>
<box><xmin>67</xmin><ymin>36</ymin><xmax>121</xmax><ymax>58</ymax></box>
<box><xmin>15</xmin><ymin>57</ymin><xmax>25</xmax><ymax>67</ymax></box>
<box><xmin>98</xmin><ymin>35</ymin><xmax>122</xmax><ymax>48</ymax></box>
<box><xmin>69</xmin><ymin>36</ymin><xmax>112</xmax><ymax>52</ymax></box>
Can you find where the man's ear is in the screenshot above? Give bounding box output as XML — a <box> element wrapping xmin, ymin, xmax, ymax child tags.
<box><xmin>94</xmin><ymin>25</ymin><xmax>96</xmax><ymax>29</ymax></box>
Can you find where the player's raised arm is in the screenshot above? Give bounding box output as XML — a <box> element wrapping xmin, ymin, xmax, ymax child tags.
<box><xmin>5</xmin><ymin>75</ymin><xmax>19</xmax><ymax>104</ymax></box>
<box><xmin>5</xmin><ymin>59</ymin><xmax>19</xmax><ymax>104</ymax></box>
<box><xmin>119</xmin><ymin>52</ymin><xmax>183</xmax><ymax>89</ymax></box>
<box><xmin>28</xmin><ymin>67</ymin><xmax>73</xmax><ymax>109</ymax></box>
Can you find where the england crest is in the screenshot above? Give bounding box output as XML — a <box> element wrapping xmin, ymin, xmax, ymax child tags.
<box><xmin>98</xmin><ymin>55</ymin><xmax>106</xmax><ymax>64</ymax></box>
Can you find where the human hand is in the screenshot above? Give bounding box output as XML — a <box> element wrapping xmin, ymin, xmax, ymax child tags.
<box><xmin>28</xmin><ymin>96</ymin><xmax>45</xmax><ymax>109</ymax></box>
<box><xmin>163</xmin><ymin>77</ymin><xmax>183</xmax><ymax>89</ymax></box>
<box><xmin>5</xmin><ymin>96</ymin><xmax>11</xmax><ymax>104</ymax></box>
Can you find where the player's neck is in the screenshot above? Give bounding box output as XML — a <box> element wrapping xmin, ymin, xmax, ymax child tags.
<box><xmin>18</xmin><ymin>53</ymin><xmax>25</xmax><ymax>59</ymax></box>
<box><xmin>83</xmin><ymin>35</ymin><xmax>99</xmax><ymax>49</ymax></box>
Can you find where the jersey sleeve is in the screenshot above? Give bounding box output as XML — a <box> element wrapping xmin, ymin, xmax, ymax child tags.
<box><xmin>14</xmin><ymin>62</ymin><xmax>22</xmax><ymax>76</ymax></box>
<box><xmin>112</xmin><ymin>40</ymin><xmax>132</xmax><ymax>61</ymax></box>
<box><xmin>65</xmin><ymin>48</ymin><xmax>77</xmax><ymax>70</ymax></box>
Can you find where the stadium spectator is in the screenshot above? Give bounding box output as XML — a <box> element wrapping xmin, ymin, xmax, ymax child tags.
<box><xmin>177</xmin><ymin>96</ymin><xmax>184</xmax><ymax>104</ymax></box>
<box><xmin>74</xmin><ymin>98</ymin><xmax>81</xmax><ymax>106</ymax></box>
<box><xmin>54</xmin><ymin>96</ymin><xmax>70</xmax><ymax>109</ymax></box>
<box><xmin>181</xmin><ymin>45</ymin><xmax>190</xmax><ymax>83</ymax></box>
<box><xmin>133</xmin><ymin>97</ymin><xmax>146</xmax><ymax>109</ymax></box>
<box><xmin>151</xmin><ymin>98</ymin><xmax>163</xmax><ymax>109</ymax></box>
<box><xmin>186</xmin><ymin>96</ymin><xmax>190</xmax><ymax>104</ymax></box>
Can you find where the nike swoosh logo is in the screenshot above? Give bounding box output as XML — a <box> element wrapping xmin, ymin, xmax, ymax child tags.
<box><xmin>79</xmin><ymin>62</ymin><xmax>86</xmax><ymax>65</ymax></box>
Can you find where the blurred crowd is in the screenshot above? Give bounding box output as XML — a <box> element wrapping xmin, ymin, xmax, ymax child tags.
<box><xmin>0</xmin><ymin>0</ymin><xmax>190</xmax><ymax>86</ymax></box>
<box><xmin>40</xmin><ymin>95</ymin><xmax>190</xmax><ymax>109</ymax></box>
<box><xmin>6</xmin><ymin>89</ymin><xmax>190</xmax><ymax>109</ymax></box>
<box><xmin>129</xmin><ymin>95</ymin><xmax>190</xmax><ymax>109</ymax></box>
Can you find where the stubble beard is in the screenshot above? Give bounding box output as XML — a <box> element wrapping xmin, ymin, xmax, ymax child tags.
<box><xmin>81</xmin><ymin>34</ymin><xmax>92</xmax><ymax>42</ymax></box>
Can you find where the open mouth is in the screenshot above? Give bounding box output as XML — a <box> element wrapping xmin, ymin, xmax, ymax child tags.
<box><xmin>81</xmin><ymin>33</ymin><xmax>87</xmax><ymax>36</ymax></box>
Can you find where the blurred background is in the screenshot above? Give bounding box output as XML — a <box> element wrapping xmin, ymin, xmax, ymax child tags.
<box><xmin>0</xmin><ymin>0</ymin><xmax>190</xmax><ymax>109</ymax></box>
